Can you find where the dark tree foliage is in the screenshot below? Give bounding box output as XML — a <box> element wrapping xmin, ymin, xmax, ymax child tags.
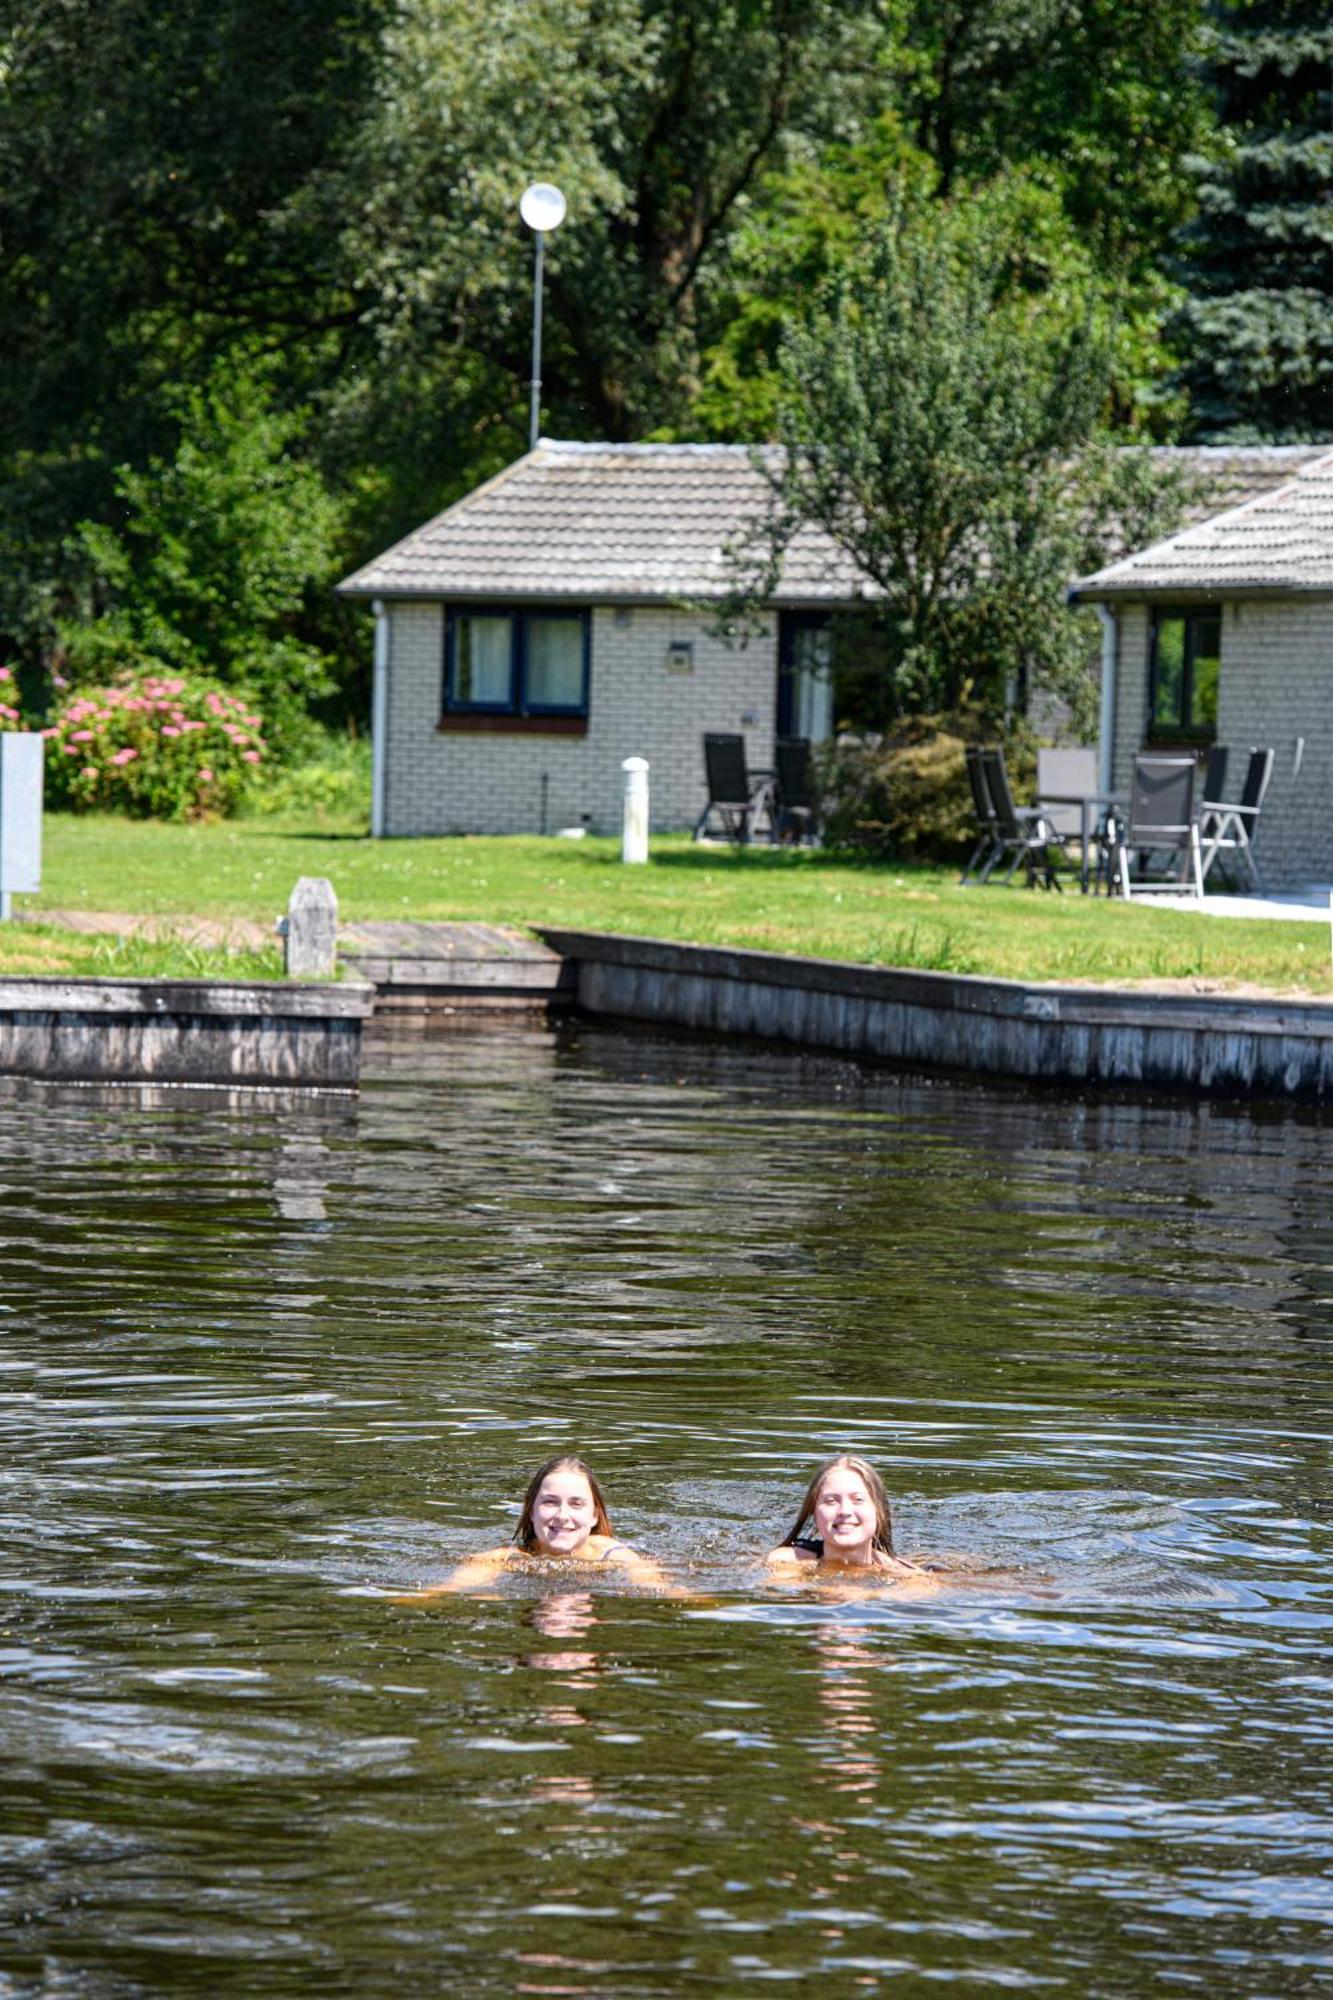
<box><xmin>1175</xmin><ymin>0</ymin><xmax>1333</xmax><ymax>438</ymax></box>
<box><xmin>888</xmin><ymin>0</ymin><xmax>1207</xmax><ymax>283</ymax></box>
<box><xmin>0</xmin><ymin>0</ymin><xmax>384</xmax><ymax>647</ymax></box>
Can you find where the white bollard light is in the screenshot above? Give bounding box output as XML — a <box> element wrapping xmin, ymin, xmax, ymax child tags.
<box><xmin>621</xmin><ymin>756</ymin><xmax>649</xmax><ymax>864</ymax></box>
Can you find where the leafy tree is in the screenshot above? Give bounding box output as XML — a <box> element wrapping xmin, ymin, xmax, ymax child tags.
<box><xmin>0</xmin><ymin>0</ymin><xmax>382</xmax><ymax>661</ymax></box>
<box><xmin>1175</xmin><ymin>0</ymin><xmax>1333</xmax><ymax>438</ymax></box>
<box><xmin>338</xmin><ymin>0</ymin><xmax>884</xmax><ymax>444</ymax></box>
<box><xmin>726</xmin><ymin>191</ymin><xmax>1186</xmax><ymax>724</ymax></box>
<box><xmin>60</xmin><ymin>361</ymin><xmax>342</xmax><ymax>745</ymax></box>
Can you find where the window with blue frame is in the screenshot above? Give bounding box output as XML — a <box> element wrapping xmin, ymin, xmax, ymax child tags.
<box><xmin>443</xmin><ymin>606</ymin><xmax>590</xmax><ymax>718</ymax></box>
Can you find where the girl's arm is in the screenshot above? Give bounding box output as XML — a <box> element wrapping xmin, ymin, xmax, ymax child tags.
<box><xmin>389</xmin><ymin>1547</ymin><xmax>512</xmax><ymax>1600</ymax></box>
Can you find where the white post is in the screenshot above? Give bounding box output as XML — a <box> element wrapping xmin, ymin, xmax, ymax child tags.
<box><xmin>371</xmin><ymin>598</ymin><xmax>389</xmax><ymax>838</ymax></box>
<box><xmin>621</xmin><ymin>756</ymin><xmax>649</xmax><ymax>863</ymax></box>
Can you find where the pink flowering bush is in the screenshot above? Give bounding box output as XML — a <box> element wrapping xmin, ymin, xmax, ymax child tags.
<box><xmin>43</xmin><ymin>669</ymin><xmax>266</xmax><ymax>819</ymax></box>
<box><xmin>0</xmin><ymin>666</ymin><xmax>25</xmax><ymax>733</ymax></box>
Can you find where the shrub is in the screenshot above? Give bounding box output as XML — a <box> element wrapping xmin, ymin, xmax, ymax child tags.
<box><xmin>43</xmin><ymin>668</ymin><xmax>266</xmax><ymax>819</ymax></box>
<box><xmin>817</xmin><ymin>709</ymin><xmax>1036</xmax><ymax>861</ymax></box>
<box><xmin>0</xmin><ymin>666</ymin><xmax>24</xmax><ymax>732</ymax></box>
<box><xmin>238</xmin><ymin>725</ymin><xmax>371</xmax><ymax>825</ymax></box>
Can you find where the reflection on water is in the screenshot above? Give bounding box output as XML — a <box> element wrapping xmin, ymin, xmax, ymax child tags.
<box><xmin>1</xmin><ymin>1026</ymin><xmax>1332</xmax><ymax>1995</ymax></box>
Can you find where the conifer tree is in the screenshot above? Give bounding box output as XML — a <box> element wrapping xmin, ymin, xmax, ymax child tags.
<box><xmin>1176</xmin><ymin>0</ymin><xmax>1333</xmax><ymax>439</ymax></box>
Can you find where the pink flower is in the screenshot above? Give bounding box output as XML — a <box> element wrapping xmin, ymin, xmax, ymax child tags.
<box><xmin>197</xmin><ymin>767</ymin><xmax>214</xmax><ymax>782</ymax></box>
<box><xmin>161</xmin><ymin>725</ymin><xmax>180</xmax><ymax>737</ymax></box>
<box><xmin>110</xmin><ymin>746</ymin><xmax>137</xmax><ymax>766</ymax></box>
<box><xmin>81</xmin><ymin>766</ymin><xmax>97</xmax><ymax>780</ymax></box>
<box><xmin>0</xmin><ymin>666</ymin><xmax>11</xmax><ymax>682</ymax></box>
<box><xmin>70</xmin><ymin>729</ymin><xmax>94</xmax><ymax>742</ymax></box>
<box><xmin>62</xmin><ymin>743</ymin><xmax>78</xmax><ymax>755</ymax></box>
<box><xmin>243</xmin><ymin>749</ymin><xmax>261</xmax><ymax>763</ymax></box>
<box><xmin>51</xmin><ymin>674</ymin><xmax>68</xmax><ymax>690</ymax></box>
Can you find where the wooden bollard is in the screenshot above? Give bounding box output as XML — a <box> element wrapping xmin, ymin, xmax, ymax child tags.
<box><xmin>280</xmin><ymin>876</ymin><xmax>338</xmax><ymax>978</ymax></box>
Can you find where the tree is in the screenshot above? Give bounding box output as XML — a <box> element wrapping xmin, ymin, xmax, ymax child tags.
<box><xmin>337</xmin><ymin>0</ymin><xmax>884</xmax><ymax>445</ymax></box>
<box><xmin>1175</xmin><ymin>0</ymin><xmax>1333</xmax><ymax>438</ymax></box>
<box><xmin>726</xmin><ymin>191</ymin><xmax>1186</xmax><ymax>724</ymax></box>
<box><xmin>0</xmin><ymin>0</ymin><xmax>383</xmax><ymax>662</ymax></box>
<box><xmin>61</xmin><ymin>360</ymin><xmax>342</xmax><ymax>745</ymax></box>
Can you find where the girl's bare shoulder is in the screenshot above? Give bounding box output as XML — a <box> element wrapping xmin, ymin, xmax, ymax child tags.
<box><xmin>766</xmin><ymin>1544</ymin><xmax>816</xmax><ymax>1567</ymax></box>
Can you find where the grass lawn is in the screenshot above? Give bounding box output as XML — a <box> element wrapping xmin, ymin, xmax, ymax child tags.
<box><xmin>2</xmin><ymin>810</ymin><xmax>1329</xmax><ymax>994</ymax></box>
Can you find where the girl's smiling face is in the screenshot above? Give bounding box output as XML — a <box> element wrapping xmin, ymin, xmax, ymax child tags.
<box><xmin>530</xmin><ymin>1468</ymin><xmax>598</xmax><ymax>1556</ymax></box>
<box><xmin>813</xmin><ymin>1467</ymin><xmax>878</xmax><ymax>1564</ymax></box>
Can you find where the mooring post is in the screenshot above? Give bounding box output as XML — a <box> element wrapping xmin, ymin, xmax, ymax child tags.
<box><xmin>621</xmin><ymin>757</ymin><xmax>649</xmax><ymax>864</ymax></box>
<box><xmin>281</xmin><ymin>876</ymin><xmax>338</xmax><ymax>978</ymax></box>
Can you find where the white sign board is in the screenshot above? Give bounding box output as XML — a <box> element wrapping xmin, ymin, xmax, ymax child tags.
<box><xmin>0</xmin><ymin>734</ymin><xmax>44</xmax><ymax>899</ymax></box>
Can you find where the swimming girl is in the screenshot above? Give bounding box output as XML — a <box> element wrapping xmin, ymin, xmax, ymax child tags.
<box><xmin>767</xmin><ymin>1453</ymin><xmax>940</xmax><ymax>1589</ymax></box>
<box><xmin>401</xmin><ymin>1454</ymin><xmax>672</xmax><ymax>1596</ymax></box>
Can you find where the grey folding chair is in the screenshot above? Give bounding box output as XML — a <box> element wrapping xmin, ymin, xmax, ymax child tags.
<box><xmin>1201</xmin><ymin>747</ymin><xmax>1274</xmax><ymax>894</ymax></box>
<box><xmin>960</xmin><ymin>746</ymin><xmax>1003</xmax><ymax>884</ymax></box>
<box><xmin>694</xmin><ymin>733</ymin><xmax>771</xmax><ymax>843</ymax></box>
<box><xmin>983</xmin><ymin>748</ymin><xmax>1063</xmax><ymax>890</ymax></box>
<box><xmin>1109</xmin><ymin>754</ymin><xmax>1203</xmax><ymax>898</ymax></box>
<box><xmin>773</xmin><ymin>738</ymin><xmax>819</xmax><ymax>845</ymax></box>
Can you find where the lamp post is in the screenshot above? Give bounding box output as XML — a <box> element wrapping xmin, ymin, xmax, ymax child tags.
<box><xmin>519</xmin><ymin>182</ymin><xmax>566</xmax><ymax>450</ymax></box>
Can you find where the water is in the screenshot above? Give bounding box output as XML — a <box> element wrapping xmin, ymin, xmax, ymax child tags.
<box><xmin>2</xmin><ymin>1025</ymin><xmax>1331</xmax><ymax>1996</ymax></box>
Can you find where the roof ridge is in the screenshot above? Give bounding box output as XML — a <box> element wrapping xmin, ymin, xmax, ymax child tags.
<box><xmin>1071</xmin><ymin>443</ymin><xmax>1333</xmax><ymax>597</ymax></box>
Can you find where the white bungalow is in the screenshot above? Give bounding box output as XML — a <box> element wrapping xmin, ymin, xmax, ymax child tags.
<box><xmin>1072</xmin><ymin>446</ymin><xmax>1333</xmax><ymax>890</ymax></box>
<box><xmin>336</xmin><ymin>440</ymin><xmax>864</xmax><ymax>838</ymax></box>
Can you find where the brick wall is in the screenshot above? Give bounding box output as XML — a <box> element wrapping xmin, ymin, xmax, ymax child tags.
<box><xmin>1109</xmin><ymin>596</ymin><xmax>1333</xmax><ymax>888</ymax></box>
<box><xmin>379</xmin><ymin>603</ymin><xmax>778</xmax><ymax>836</ymax></box>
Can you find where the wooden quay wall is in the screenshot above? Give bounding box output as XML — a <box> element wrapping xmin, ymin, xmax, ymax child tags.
<box><xmin>539</xmin><ymin>929</ymin><xmax>1333</xmax><ymax>1101</ymax></box>
<box><xmin>0</xmin><ymin>977</ymin><xmax>372</xmax><ymax>1089</ymax></box>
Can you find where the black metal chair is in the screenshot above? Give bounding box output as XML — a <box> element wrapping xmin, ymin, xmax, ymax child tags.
<box><xmin>693</xmin><ymin>733</ymin><xmax>772</xmax><ymax>843</ymax></box>
<box><xmin>960</xmin><ymin>746</ymin><xmax>1003</xmax><ymax>884</ymax></box>
<box><xmin>1108</xmin><ymin>753</ymin><xmax>1203</xmax><ymax>898</ymax></box>
<box><xmin>982</xmin><ymin>748</ymin><xmax>1063</xmax><ymax>891</ymax></box>
<box><xmin>1201</xmin><ymin>746</ymin><xmax>1274</xmax><ymax>894</ymax></box>
<box><xmin>772</xmin><ymin>738</ymin><xmax>819</xmax><ymax>845</ymax></box>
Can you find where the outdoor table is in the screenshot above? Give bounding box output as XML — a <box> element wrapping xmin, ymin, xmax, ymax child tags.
<box><xmin>1038</xmin><ymin>790</ymin><xmax>1127</xmax><ymax>894</ymax></box>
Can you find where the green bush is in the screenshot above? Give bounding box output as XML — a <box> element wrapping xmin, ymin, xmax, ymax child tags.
<box><xmin>817</xmin><ymin>710</ymin><xmax>1036</xmax><ymax>860</ymax></box>
<box><xmin>239</xmin><ymin>726</ymin><xmax>371</xmax><ymax>825</ymax></box>
<box><xmin>43</xmin><ymin>668</ymin><xmax>266</xmax><ymax>819</ymax></box>
<box><xmin>0</xmin><ymin>665</ymin><xmax>24</xmax><ymax>732</ymax></box>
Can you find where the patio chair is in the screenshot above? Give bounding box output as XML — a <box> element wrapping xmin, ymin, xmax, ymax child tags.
<box><xmin>693</xmin><ymin>732</ymin><xmax>772</xmax><ymax>843</ymax></box>
<box><xmin>772</xmin><ymin>737</ymin><xmax>819</xmax><ymax>845</ymax></box>
<box><xmin>1201</xmin><ymin>746</ymin><xmax>1274</xmax><ymax>894</ymax></box>
<box><xmin>960</xmin><ymin>746</ymin><xmax>1003</xmax><ymax>884</ymax></box>
<box><xmin>1037</xmin><ymin>744</ymin><xmax>1111</xmax><ymax>893</ymax></box>
<box><xmin>982</xmin><ymin>747</ymin><xmax>1064</xmax><ymax>891</ymax></box>
<box><xmin>1108</xmin><ymin>753</ymin><xmax>1203</xmax><ymax>898</ymax></box>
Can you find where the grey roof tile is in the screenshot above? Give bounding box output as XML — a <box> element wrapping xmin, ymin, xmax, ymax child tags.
<box><xmin>339</xmin><ymin>439</ymin><xmax>1333</xmax><ymax>606</ymax></box>
<box><xmin>337</xmin><ymin>440</ymin><xmax>865</xmax><ymax>604</ymax></box>
<box><xmin>1074</xmin><ymin>446</ymin><xmax>1333</xmax><ymax>598</ymax></box>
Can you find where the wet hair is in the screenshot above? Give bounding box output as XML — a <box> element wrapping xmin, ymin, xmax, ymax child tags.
<box><xmin>781</xmin><ymin>1453</ymin><xmax>894</xmax><ymax>1556</ymax></box>
<box><xmin>513</xmin><ymin>1455</ymin><xmax>614</xmax><ymax>1552</ymax></box>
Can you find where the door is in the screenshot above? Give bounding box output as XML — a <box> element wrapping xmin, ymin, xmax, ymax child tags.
<box><xmin>777</xmin><ymin>614</ymin><xmax>833</xmax><ymax>743</ymax></box>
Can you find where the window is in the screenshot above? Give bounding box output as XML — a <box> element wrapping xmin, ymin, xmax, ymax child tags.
<box><xmin>1148</xmin><ymin>606</ymin><xmax>1220</xmax><ymax>741</ymax></box>
<box><xmin>443</xmin><ymin>607</ymin><xmax>589</xmax><ymax>723</ymax></box>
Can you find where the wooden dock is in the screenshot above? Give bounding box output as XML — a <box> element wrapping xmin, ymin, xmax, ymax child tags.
<box><xmin>339</xmin><ymin>921</ymin><xmax>573</xmax><ymax>1022</ymax></box>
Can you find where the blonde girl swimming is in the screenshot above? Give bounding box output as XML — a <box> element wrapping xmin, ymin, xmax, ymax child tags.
<box><xmin>766</xmin><ymin>1453</ymin><xmax>939</xmax><ymax>1588</ymax></box>
<box><xmin>403</xmin><ymin>1454</ymin><xmax>671</xmax><ymax>1595</ymax></box>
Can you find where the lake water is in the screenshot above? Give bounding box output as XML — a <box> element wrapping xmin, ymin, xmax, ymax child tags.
<box><xmin>2</xmin><ymin>1025</ymin><xmax>1331</xmax><ymax>1996</ymax></box>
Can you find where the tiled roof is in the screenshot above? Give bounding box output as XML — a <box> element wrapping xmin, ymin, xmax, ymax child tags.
<box><xmin>337</xmin><ymin>441</ymin><xmax>865</xmax><ymax>604</ymax></box>
<box><xmin>1074</xmin><ymin>446</ymin><xmax>1333</xmax><ymax>599</ymax></box>
<box><xmin>338</xmin><ymin>439</ymin><xmax>1333</xmax><ymax>606</ymax></box>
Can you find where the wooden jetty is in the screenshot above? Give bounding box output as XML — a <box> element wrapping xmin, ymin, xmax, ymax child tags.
<box><xmin>339</xmin><ymin>921</ymin><xmax>573</xmax><ymax>1023</ymax></box>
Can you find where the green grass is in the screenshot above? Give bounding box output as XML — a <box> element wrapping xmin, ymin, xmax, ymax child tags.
<box><xmin>0</xmin><ymin>919</ymin><xmax>284</xmax><ymax>982</ymax></box>
<box><xmin>10</xmin><ymin>811</ymin><xmax>1333</xmax><ymax>994</ymax></box>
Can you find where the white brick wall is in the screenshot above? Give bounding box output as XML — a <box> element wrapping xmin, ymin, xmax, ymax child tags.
<box><xmin>1109</xmin><ymin>597</ymin><xmax>1333</xmax><ymax>888</ymax></box>
<box><xmin>379</xmin><ymin>603</ymin><xmax>778</xmax><ymax>836</ymax></box>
